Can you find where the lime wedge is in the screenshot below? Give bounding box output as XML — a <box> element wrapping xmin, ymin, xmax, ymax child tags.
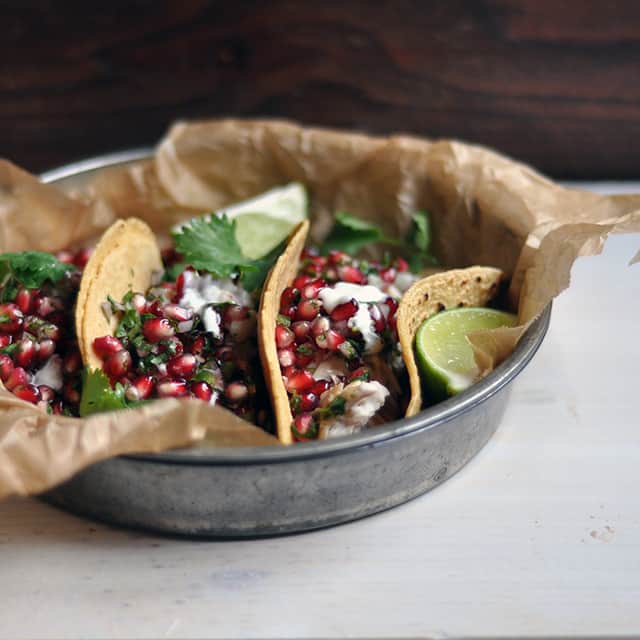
<box><xmin>415</xmin><ymin>307</ymin><xmax>517</xmax><ymax>401</ymax></box>
<box><xmin>218</xmin><ymin>183</ymin><xmax>308</xmax><ymax>259</ymax></box>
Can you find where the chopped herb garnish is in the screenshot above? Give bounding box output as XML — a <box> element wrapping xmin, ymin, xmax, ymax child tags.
<box><xmin>0</xmin><ymin>252</ymin><xmax>76</xmax><ymax>302</ymax></box>
<box><xmin>276</xmin><ymin>313</ymin><xmax>292</xmax><ymax>327</ymax></box>
<box><xmin>316</xmin><ymin>395</ymin><xmax>347</xmax><ymax>421</ymax></box>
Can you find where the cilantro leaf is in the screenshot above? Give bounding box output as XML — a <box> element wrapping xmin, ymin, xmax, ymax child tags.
<box><xmin>171</xmin><ymin>215</ymin><xmax>283</xmax><ymax>292</ymax></box>
<box><xmin>236</xmin><ymin>240</ymin><xmax>286</xmax><ymax>292</ymax></box>
<box><xmin>320</xmin><ymin>210</ymin><xmax>438</xmax><ymax>272</ymax></box>
<box><xmin>171</xmin><ymin>215</ymin><xmax>245</xmax><ymax>280</ymax></box>
<box><xmin>405</xmin><ymin>211</ymin><xmax>438</xmax><ymax>271</ymax></box>
<box><xmin>319</xmin><ymin>212</ymin><xmax>400</xmax><ymax>256</ymax></box>
<box><xmin>0</xmin><ymin>252</ymin><xmax>75</xmax><ymax>302</ymax></box>
<box><xmin>79</xmin><ymin>369</ymin><xmax>129</xmax><ymax>417</ymax></box>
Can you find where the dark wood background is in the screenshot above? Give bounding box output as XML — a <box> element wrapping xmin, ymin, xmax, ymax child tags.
<box><xmin>2</xmin><ymin>0</ymin><xmax>640</xmax><ymax>178</ymax></box>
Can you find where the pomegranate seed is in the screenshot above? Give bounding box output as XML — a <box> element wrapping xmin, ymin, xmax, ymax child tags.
<box><xmin>147</xmin><ymin>299</ymin><xmax>164</xmax><ymax>316</ymax></box>
<box><xmin>143</xmin><ymin>317</ymin><xmax>175</xmax><ymax>343</ymax></box>
<box><xmin>292</xmin><ymin>413</ymin><xmax>317</xmax><ymax>440</ymax></box>
<box><xmin>337</xmin><ymin>265</ymin><xmax>366</xmax><ymax>284</ymax></box>
<box><xmin>13</xmin><ymin>384</ymin><xmax>41</xmax><ymax>404</ymax></box>
<box><xmin>293</xmin><ymin>275</ymin><xmax>312</xmax><ymax>290</ymax></box>
<box><xmin>388</xmin><ymin>314</ymin><xmax>398</xmax><ymax>332</ymax></box>
<box><xmin>130</xmin><ymin>293</ymin><xmax>147</xmax><ymax>313</ymax></box>
<box><xmin>93</xmin><ymin>335</ymin><xmax>124</xmax><ymax>359</ymax></box>
<box><xmin>316</xmin><ymin>329</ymin><xmax>346</xmax><ymax>351</ymax></box>
<box><xmin>15</xmin><ymin>337</ymin><xmax>37</xmax><ymax>368</ymax></box>
<box><xmin>395</xmin><ymin>257</ymin><xmax>409</xmax><ymax>272</ymax></box>
<box><xmin>295</xmin><ymin>350</ymin><xmax>314</xmax><ymax>368</ymax></box>
<box><xmin>73</xmin><ymin>247</ymin><xmax>93</xmax><ymax>268</ymax></box>
<box><xmin>328</xmin><ymin>250</ymin><xmax>348</xmax><ymax>265</ymax></box>
<box><xmin>126</xmin><ymin>375</ymin><xmax>155</xmax><ymax>401</ymax></box>
<box><xmin>278</xmin><ymin>348</ymin><xmax>296</xmax><ymax>368</ymax></box>
<box><xmin>296</xmin><ymin>299</ymin><xmax>321</xmax><ymax>321</ymax></box>
<box><xmin>16</xmin><ymin>289</ymin><xmax>36</xmax><ymax>314</ymax></box>
<box><xmin>330</xmin><ymin>299</ymin><xmax>359</xmax><ymax>321</ymax></box>
<box><xmin>0</xmin><ymin>335</ymin><xmax>11</xmax><ymax>348</ymax></box>
<box><xmin>157</xmin><ymin>378</ymin><xmax>189</xmax><ymax>398</ymax></box>
<box><xmin>103</xmin><ymin>350</ymin><xmax>132</xmax><ymax>378</ymax></box>
<box><xmin>384</xmin><ymin>296</ymin><xmax>398</xmax><ymax>315</ymax></box>
<box><xmin>301</xmin><ymin>247</ymin><xmax>319</xmax><ymax>259</ymax></box>
<box><xmin>35</xmin><ymin>296</ymin><xmax>61</xmax><ymax>318</ymax></box>
<box><xmin>63</xmin><ymin>350</ymin><xmax>82</xmax><ymax>374</ymax></box>
<box><xmin>37</xmin><ymin>385</ymin><xmax>55</xmax><ymax>403</ymax></box>
<box><xmin>285</xmin><ymin>369</ymin><xmax>315</xmax><ymax>393</ymax></box>
<box><xmin>190</xmin><ymin>335</ymin><xmax>207</xmax><ymax>356</ymax></box>
<box><xmin>311</xmin><ymin>316</ymin><xmax>330</xmax><ymax>337</ymax></box>
<box><xmin>63</xmin><ymin>382</ymin><xmax>80</xmax><ymax>404</ymax></box>
<box><xmin>380</xmin><ymin>267</ymin><xmax>397</xmax><ymax>283</ymax></box>
<box><xmin>0</xmin><ymin>354</ymin><xmax>14</xmax><ymax>382</ymax></box>
<box><xmin>280</xmin><ymin>287</ymin><xmax>300</xmax><ymax>310</ymax></box>
<box><xmin>0</xmin><ymin>304</ymin><xmax>23</xmax><ymax>333</ymax></box>
<box><xmin>299</xmin><ymin>392</ymin><xmax>319</xmax><ymax>412</ymax></box>
<box><xmin>369</xmin><ymin>304</ymin><xmax>386</xmax><ymax>333</ymax></box>
<box><xmin>311</xmin><ymin>379</ymin><xmax>331</xmax><ymax>397</ymax></box>
<box><xmin>301</xmin><ymin>279</ymin><xmax>326</xmax><ymax>300</ymax></box>
<box><xmin>349</xmin><ymin>366</ymin><xmax>370</xmax><ymax>382</ymax></box>
<box><xmin>37</xmin><ymin>339</ymin><xmax>56</xmax><ymax>361</ymax></box>
<box><xmin>167</xmin><ymin>354</ymin><xmax>197</xmax><ymax>379</ymax></box>
<box><xmin>5</xmin><ymin>367</ymin><xmax>28</xmax><ymax>390</ymax></box>
<box><xmin>275</xmin><ymin>325</ymin><xmax>295</xmax><ymax>349</ymax></box>
<box><xmin>191</xmin><ymin>380</ymin><xmax>213</xmax><ymax>402</ymax></box>
<box><xmin>280</xmin><ymin>305</ymin><xmax>297</xmax><ymax>319</ymax></box>
<box><xmin>291</xmin><ymin>321</ymin><xmax>311</xmax><ymax>341</ymax></box>
<box><xmin>225</xmin><ymin>381</ymin><xmax>249</xmax><ymax>403</ymax></box>
<box><xmin>162</xmin><ymin>304</ymin><xmax>192</xmax><ymax>323</ymax></box>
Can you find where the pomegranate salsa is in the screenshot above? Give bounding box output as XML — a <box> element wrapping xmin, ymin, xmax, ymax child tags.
<box><xmin>278</xmin><ymin>248</ymin><xmax>418</xmax><ymax>441</ymax></box>
<box><xmin>89</xmin><ymin>262</ymin><xmax>271</xmax><ymax>428</ymax></box>
<box><xmin>0</xmin><ymin>249</ymin><xmax>91</xmax><ymax>415</ymax></box>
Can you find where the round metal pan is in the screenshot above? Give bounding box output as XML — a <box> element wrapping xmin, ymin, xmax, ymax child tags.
<box><xmin>41</xmin><ymin>151</ymin><xmax>550</xmax><ymax>537</ymax></box>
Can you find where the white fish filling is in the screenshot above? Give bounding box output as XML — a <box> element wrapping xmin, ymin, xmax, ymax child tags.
<box><xmin>323</xmin><ymin>381</ymin><xmax>390</xmax><ymax>438</ymax></box>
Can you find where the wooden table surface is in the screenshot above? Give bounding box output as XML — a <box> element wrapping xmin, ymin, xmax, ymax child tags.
<box><xmin>1</xmin><ymin>182</ymin><xmax>639</xmax><ymax>638</ymax></box>
<box><xmin>3</xmin><ymin>2</ymin><xmax>640</xmax><ymax>179</ymax></box>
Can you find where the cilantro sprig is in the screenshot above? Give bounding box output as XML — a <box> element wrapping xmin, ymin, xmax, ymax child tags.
<box><xmin>171</xmin><ymin>215</ymin><xmax>284</xmax><ymax>292</ymax></box>
<box><xmin>319</xmin><ymin>211</ymin><xmax>437</xmax><ymax>271</ymax></box>
<box><xmin>0</xmin><ymin>252</ymin><xmax>76</xmax><ymax>302</ymax></box>
<box><xmin>79</xmin><ymin>369</ymin><xmax>131</xmax><ymax>417</ymax></box>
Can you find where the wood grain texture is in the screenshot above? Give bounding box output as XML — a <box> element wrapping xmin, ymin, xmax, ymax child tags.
<box><xmin>2</xmin><ymin>1</ymin><xmax>640</xmax><ymax>177</ymax></box>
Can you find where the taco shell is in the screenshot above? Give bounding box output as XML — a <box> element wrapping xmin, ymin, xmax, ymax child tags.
<box><xmin>397</xmin><ymin>266</ymin><xmax>503</xmax><ymax>417</ymax></box>
<box><xmin>258</xmin><ymin>220</ymin><xmax>310</xmax><ymax>445</ymax></box>
<box><xmin>76</xmin><ymin>218</ymin><xmax>163</xmax><ymax>370</ymax></box>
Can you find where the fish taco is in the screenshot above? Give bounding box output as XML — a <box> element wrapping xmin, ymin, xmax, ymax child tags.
<box><xmin>258</xmin><ymin>210</ymin><xmax>508</xmax><ymax>444</ymax></box>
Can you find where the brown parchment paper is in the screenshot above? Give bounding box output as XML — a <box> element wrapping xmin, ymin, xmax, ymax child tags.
<box><xmin>1</xmin><ymin>118</ymin><xmax>640</xmax><ymax>499</ymax></box>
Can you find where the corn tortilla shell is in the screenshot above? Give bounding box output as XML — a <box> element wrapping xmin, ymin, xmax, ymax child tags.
<box><xmin>258</xmin><ymin>220</ymin><xmax>310</xmax><ymax>445</ymax></box>
<box><xmin>75</xmin><ymin>218</ymin><xmax>162</xmax><ymax>370</ymax></box>
<box><xmin>397</xmin><ymin>266</ymin><xmax>503</xmax><ymax>417</ymax></box>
